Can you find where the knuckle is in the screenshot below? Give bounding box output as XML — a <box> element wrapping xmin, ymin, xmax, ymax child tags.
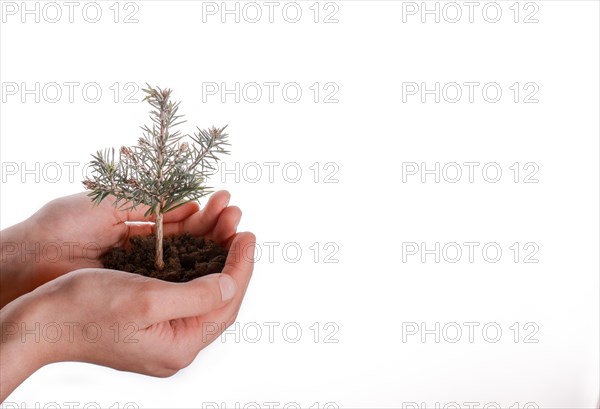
<box><xmin>245</xmin><ymin>232</ymin><xmax>257</xmax><ymax>243</ymax></box>
<box><xmin>172</xmin><ymin>354</ymin><xmax>195</xmax><ymax>371</ymax></box>
<box><xmin>153</xmin><ymin>368</ymin><xmax>179</xmax><ymax>378</ymax></box>
<box><xmin>140</xmin><ymin>357</ymin><xmax>178</xmax><ymax>378</ymax></box>
<box><xmin>230</xmin><ymin>205</ymin><xmax>242</xmax><ymax>218</ymax></box>
<box><xmin>226</xmin><ymin>311</ymin><xmax>239</xmax><ymax>329</ymax></box>
<box><xmin>134</xmin><ymin>297</ymin><xmax>153</xmax><ymax>318</ymax></box>
<box><xmin>135</xmin><ymin>283</ymin><xmax>160</xmax><ymax>318</ymax></box>
<box><xmin>145</xmin><ymin>350</ymin><xmax>193</xmax><ymax>376</ymax></box>
<box><xmin>161</xmin><ymin>350</ymin><xmax>195</xmax><ymax>372</ymax></box>
<box><xmin>197</xmin><ymin>283</ymin><xmax>217</xmax><ymax>307</ymax></box>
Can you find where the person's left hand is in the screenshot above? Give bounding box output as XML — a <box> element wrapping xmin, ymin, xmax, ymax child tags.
<box><xmin>0</xmin><ymin>230</ymin><xmax>256</xmax><ymax>400</ymax></box>
<box><xmin>0</xmin><ymin>190</ymin><xmax>241</xmax><ymax>308</ymax></box>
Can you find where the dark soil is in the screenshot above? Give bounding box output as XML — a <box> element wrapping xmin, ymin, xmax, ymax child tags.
<box><xmin>103</xmin><ymin>233</ymin><xmax>228</xmax><ymax>282</ymax></box>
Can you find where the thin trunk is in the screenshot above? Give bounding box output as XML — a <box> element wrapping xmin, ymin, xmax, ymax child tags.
<box><xmin>155</xmin><ymin>92</ymin><xmax>168</xmax><ymax>271</ymax></box>
<box><xmin>155</xmin><ymin>210</ymin><xmax>164</xmax><ymax>270</ymax></box>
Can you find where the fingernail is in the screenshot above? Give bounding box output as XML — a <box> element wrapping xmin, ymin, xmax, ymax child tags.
<box><xmin>219</xmin><ymin>274</ymin><xmax>236</xmax><ymax>301</ymax></box>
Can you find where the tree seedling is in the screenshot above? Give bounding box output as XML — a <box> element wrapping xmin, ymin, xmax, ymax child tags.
<box><xmin>83</xmin><ymin>85</ymin><xmax>230</xmax><ymax>272</ymax></box>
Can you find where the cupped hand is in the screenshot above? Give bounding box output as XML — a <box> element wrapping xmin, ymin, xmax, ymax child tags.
<box><xmin>0</xmin><ymin>190</ymin><xmax>241</xmax><ymax>307</ymax></box>
<box><xmin>0</xmin><ymin>231</ymin><xmax>255</xmax><ymax>400</ymax></box>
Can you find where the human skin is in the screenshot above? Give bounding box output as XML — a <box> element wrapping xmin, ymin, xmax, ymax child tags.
<box><xmin>0</xmin><ymin>191</ymin><xmax>256</xmax><ymax>401</ymax></box>
<box><xmin>0</xmin><ymin>190</ymin><xmax>244</xmax><ymax>308</ymax></box>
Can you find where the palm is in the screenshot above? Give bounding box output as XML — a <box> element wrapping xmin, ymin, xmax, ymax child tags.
<box><xmin>25</xmin><ymin>190</ymin><xmax>240</xmax><ymax>286</ymax></box>
<box><xmin>141</xmin><ymin>316</ymin><xmax>223</xmax><ymax>360</ymax></box>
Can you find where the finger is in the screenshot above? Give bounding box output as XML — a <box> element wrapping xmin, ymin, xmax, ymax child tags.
<box><xmin>143</xmin><ymin>273</ymin><xmax>237</xmax><ymax>324</ymax></box>
<box><xmin>123</xmin><ymin>201</ymin><xmax>200</xmax><ymax>223</ymax></box>
<box><xmin>209</xmin><ymin>206</ymin><xmax>242</xmax><ymax>247</ymax></box>
<box><xmin>222</xmin><ymin>232</ymin><xmax>256</xmax><ymax>297</ymax></box>
<box><xmin>181</xmin><ymin>190</ymin><xmax>231</xmax><ymax>236</ymax></box>
<box><xmin>184</xmin><ymin>232</ymin><xmax>256</xmax><ymax>345</ymax></box>
<box><xmin>115</xmin><ymin>191</ymin><xmax>230</xmax><ymax>244</ymax></box>
<box><xmin>163</xmin><ymin>201</ymin><xmax>200</xmax><ymax>222</ymax></box>
<box><xmin>126</xmin><ymin>202</ymin><xmax>200</xmax><ymax>237</ymax></box>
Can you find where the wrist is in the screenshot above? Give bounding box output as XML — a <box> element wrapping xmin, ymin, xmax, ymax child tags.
<box><xmin>1</xmin><ymin>222</ymin><xmax>35</xmax><ymax>308</ymax></box>
<box><xmin>0</xmin><ymin>292</ymin><xmax>49</xmax><ymax>400</ymax></box>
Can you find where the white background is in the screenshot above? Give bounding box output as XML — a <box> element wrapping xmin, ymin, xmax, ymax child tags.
<box><xmin>1</xmin><ymin>0</ymin><xmax>599</xmax><ymax>408</ymax></box>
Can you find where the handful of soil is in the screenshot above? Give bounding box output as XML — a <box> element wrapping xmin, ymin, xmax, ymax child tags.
<box><xmin>103</xmin><ymin>233</ymin><xmax>228</xmax><ymax>282</ymax></box>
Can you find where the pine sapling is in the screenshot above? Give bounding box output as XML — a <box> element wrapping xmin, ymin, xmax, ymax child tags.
<box><xmin>83</xmin><ymin>85</ymin><xmax>230</xmax><ymax>270</ymax></box>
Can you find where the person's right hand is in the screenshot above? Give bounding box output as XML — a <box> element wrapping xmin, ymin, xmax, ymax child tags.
<box><xmin>0</xmin><ymin>231</ymin><xmax>255</xmax><ymax>401</ymax></box>
<box><xmin>0</xmin><ymin>190</ymin><xmax>240</xmax><ymax>308</ymax></box>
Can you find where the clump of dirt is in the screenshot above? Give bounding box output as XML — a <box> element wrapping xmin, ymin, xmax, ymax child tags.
<box><xmin>103</xmin><ymin>233</ymin><xmax>228</xmax><ymax>282</ymax></box>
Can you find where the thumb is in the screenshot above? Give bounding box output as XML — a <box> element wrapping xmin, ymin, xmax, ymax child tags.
<box><xmin>146</xmin><ymin>273</ymin><xmax>237</xmax><ymax>324</ymax></box>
